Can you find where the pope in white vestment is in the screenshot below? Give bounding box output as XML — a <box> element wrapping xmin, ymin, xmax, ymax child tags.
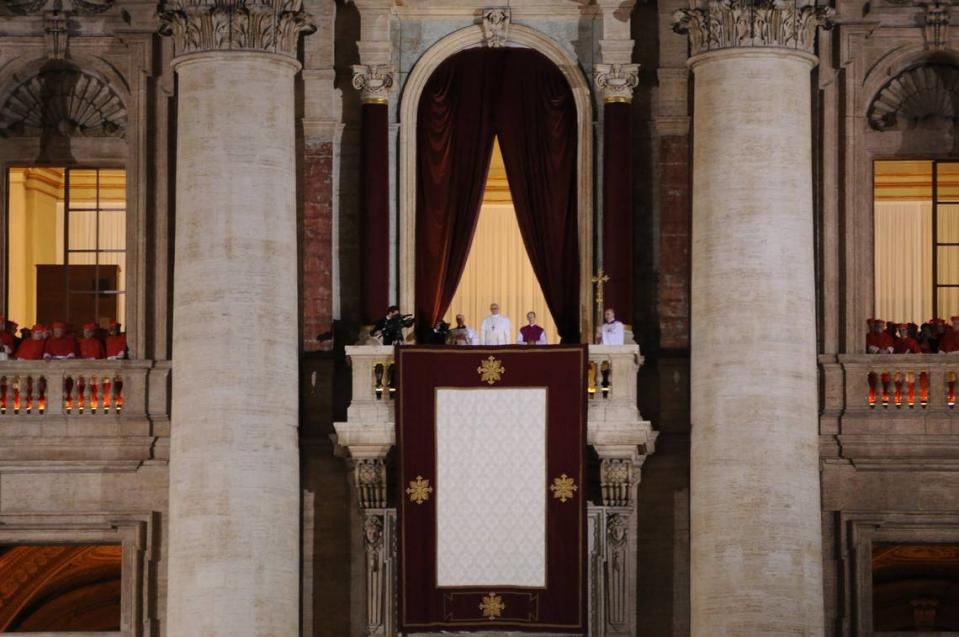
<box><xmin>479</xmin><ymin>303</ymin><xmax>512</xmax><ymax>346</ymax></box>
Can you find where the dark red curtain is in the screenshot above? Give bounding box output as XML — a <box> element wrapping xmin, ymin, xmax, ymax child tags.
<box><xmin>359</xmin><ymin>103</ymin><xmax>390</xmax><ymax>324</ymax></box>
<box><xmin>414</xmin><ymin>48</ymin><xmax>580</xmax><ymax>342</ymax></box>
<box><xmin>414</xmin><ymin>52</ymin><xmax>498</xmax><ymax>335</ymax></box>
<box><xmin>602</xmin><ymin>101</ymin><xmax>633</xmax><ymax>324</ymax></box>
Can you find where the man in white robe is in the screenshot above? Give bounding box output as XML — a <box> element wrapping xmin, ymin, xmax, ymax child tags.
<box><xmin>447</xmin><ymin>314</ymin><xmax>479</xmax><ymax>346</ymax></box>
<box><xmin>479</xmin><ymin>303</ymin><xmax>512</xmax><ymax>346</ymax></box>
<box><xmin>596</xmin><ymin>307</ymin><xmax>625</xmax><ymax>345</ymax></box>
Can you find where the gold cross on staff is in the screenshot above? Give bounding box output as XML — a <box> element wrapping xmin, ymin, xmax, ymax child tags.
<box><xmin>592</xmin><ymin>270</ymin><xmax>610</xmax><ymax>309</ymax></box>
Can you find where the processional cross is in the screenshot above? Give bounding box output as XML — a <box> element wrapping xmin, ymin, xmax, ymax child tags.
<box><xmin>592</xmin><ymin>270</ymin><xmax>610</xmax><ymax>330</ymax></box>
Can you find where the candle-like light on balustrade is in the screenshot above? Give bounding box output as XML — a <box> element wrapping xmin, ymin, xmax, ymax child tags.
<box><xmin>948</xmin><ymin>371</ymin><xmax>957</xmax><ymax>409</ymax></box>
<box><xmin>906</xmin><ymin>372</ymin><xmax>916</xmax><ymax>408</ymax></box>
<box><xmin>920</xmin><ymin>372</ymin><xmax>929</xmax><ymax>407</ymax></box>
<box><xmin>867</xmin><ymin>372</ymin><xmax>878</xmax><ymax>408</ymax></box>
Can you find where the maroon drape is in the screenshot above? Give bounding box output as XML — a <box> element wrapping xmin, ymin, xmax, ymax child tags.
<box><xmin>414</xmin><ymin>49</ymin><xmax>580</xmax><ymax>342</ymax></box>
<box><xmin>414</xmin><ymin>52</ymin><xmax>498</xmax><ymax>335</ymax></box>
<box><xmin>360</xmin><ymin>103</ymin><xmax>390</xmax><ymax>324</ymax></box>
<box><xmin>497</xmin><ymin>53</ymin><xmax>580</xmax><ymax>343</ymax></box>
<box><xmin>602</xmin><ymin>102</ymin><xmax>633</xmax><ymax>324</ymax></box>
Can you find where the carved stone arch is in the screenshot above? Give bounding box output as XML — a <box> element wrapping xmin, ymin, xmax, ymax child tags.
<box><xmin>398</xmin><ymin>24</ymin><xmax>595</xmax><ymax>337</ymax></box>
<box><xmin>0</xmin><ymin>58</ymin><xmax>127</xmax><ymax>137</ymax></box>
<box><xmin>865</xmin><ymin>50</ymin><xmax>959</xmax><ymax>130</ymax></box>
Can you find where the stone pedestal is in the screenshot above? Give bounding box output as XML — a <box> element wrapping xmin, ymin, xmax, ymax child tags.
<box><xmin>159</xmin><ymin>2</ymin><xmax>312</xmax><ymax>633</ymax></box>
<box><xmin>673</xmin><ymin>3</ymin><xmax>833</xmax><ymax>634</ymax></box>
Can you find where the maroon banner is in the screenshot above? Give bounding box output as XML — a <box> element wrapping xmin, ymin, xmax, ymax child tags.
<box><xmin>603</xmin><ymin>101</ymin><xmax>633</xmax><ymax>324</ymax></box>
<box><xmin>396</xmin><ymin>346</ymin><xmax>587</xmax><ymax>633</ymax></box>
<box><xmin>359</xmin><ymin>102</ymin><xmax>390</xmax><ymax>324</ymax></box>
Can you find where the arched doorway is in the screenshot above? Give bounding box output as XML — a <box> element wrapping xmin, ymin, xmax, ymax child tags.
<box><xmin>398</xmin><ymin>25</ymin><xmax>594</xmax><ymax>341</ymax></box>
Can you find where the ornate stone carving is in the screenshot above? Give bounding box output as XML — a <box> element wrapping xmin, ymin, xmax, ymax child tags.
<box><xmin>157</xmin><ymin>0</ymin><xmax>315</xmax><ymax>59</ymax></box>
<box><xmin>594</xmin><ymin>63</ymin><xmax>640</xmax><ymax>103</ymax></box>
<box><xmin>0</xmin><ymin>67</ymin><xmax>127</xmax><ymax>137</ymax></box>
<box><xmin>867</xmin><ymin>63</ymin><xmax>959</xmax><ymax>130</ymax></box>
<box><xmin>924</xmin><ymin>1</ymin><xmax>950</xmax><ymax>50</ymax></box>
<box><xmin>482</xmin><ymin>7</ymin><xmax>510</xmax><ymax>47</ymax></box>
<box><xmin>364</xmin><ymin>513</ymin><xmax>386</xmax><ymax>634</ymax></box>
<box><xmin>600</xmin><ymin>458</ymin><xmax>633</xmax><ymax>507</ymax></box>
<box><xmin>605</xmin><ymin>513</ymin><xmax>629</xmax><ymax>631</ymax></box>
<box><xmin>352</xmin><ymin>64</ymin><xmax>394</xmax><ymax>104</ymax></box>
<box><xmin>2</xmin><ymin>0</ymin><xmax>112</xmax><ymax>16</ymax></box>
<box><xmin>44</xmin><ymin>10</ymin><xmax>68</xmax><ymax>60</ymax></box>
<box><xmin>671</xmin><ymin>0</ymin><xmax>834</xmax><ymax>55</ymax></box>
<box><xmin>355</xmin><ymin>458</ymin><xmax>387</xmax><ymax>509</ymax></box>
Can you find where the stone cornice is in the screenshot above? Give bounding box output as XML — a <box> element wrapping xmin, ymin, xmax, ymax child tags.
<box><xmin>157</xmin><ymin>0</ymin><xmax>315</xmax><ymax>59</ymax></box>
<box><xmin>594</xmin><ymin>63</ymin><xmax>640</xmax><ymax>103</ymax></box>
<box><xmin>671</xmin><ymin>0</ymin><xmax>834</xmax><ymax>56</ymax></box>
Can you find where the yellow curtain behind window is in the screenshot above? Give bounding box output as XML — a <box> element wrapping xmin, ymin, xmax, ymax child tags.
<box><xmin>444</xmin><ymin>202</ymin><xmax>558</xmax><ymax>343</ymax></box>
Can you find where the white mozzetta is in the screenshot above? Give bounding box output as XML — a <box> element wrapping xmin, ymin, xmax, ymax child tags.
<box><xmin>166</xmin><ymin>51</ymin><xmax>301</xmax><ymax>637</ymax></box>
<box><xmin>688</xmin><ymin>48</ymin><xmax>825</xmax><ymax>637</ymax></box>
<box><xmin>435</xmin><ymin>388</ymin><xmax>547</xmax><ymax>588</ymax></box>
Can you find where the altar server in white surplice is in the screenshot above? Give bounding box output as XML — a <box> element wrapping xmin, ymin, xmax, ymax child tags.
<box><xmin>479</xmin><ymin>303</ymin><xmax>512</xmax><ymax>346</ymax></box>
<box><xmin>597</xmin><ymin>307</ymin><xmax>625</xmax><ymax>345</ymax></box>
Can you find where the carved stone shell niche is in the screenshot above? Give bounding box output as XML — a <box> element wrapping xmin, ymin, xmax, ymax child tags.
<box><xmin>868</xmin><ymin>61</ymin><xmax>959</xmax><ymax>131</ymax></box>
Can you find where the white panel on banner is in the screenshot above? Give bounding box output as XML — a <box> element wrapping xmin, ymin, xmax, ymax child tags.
<box><xmin>434</xmin><ymin>387</ymin><xmax>547</xmax><ymax>588</ymax></box>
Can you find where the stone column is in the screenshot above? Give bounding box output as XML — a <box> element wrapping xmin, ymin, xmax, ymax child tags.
<box><xmin>672</xmin><ymin>3</ymin><xmax>832</xmax><ymax>635</ymax></box>
<box><xmin>158</xmin><ymin>2</ymin><xmax>312</xmax><ymax>635</ymax></box>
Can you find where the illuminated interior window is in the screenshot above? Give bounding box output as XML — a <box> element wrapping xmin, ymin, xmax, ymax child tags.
<box><xmin>874</xmin><ymin>160</ymin><xmax>959</xmax><ymax>323</ymax></box>
<box><xmin>444</xmin><ymin>138</ymin><xmax>557</xmax><ymax>342</ymax></box>
<box><xmin>7</xmin><ymin>168</ymin><xmax>126</xmax><ymax>330</ymax></box>
<box><xmin>0</xmin><ymin>544</ymin><xmax>121</xmax><ymax>632</ymax></box>
<box><xmin>872</xmin><ymin>543</ymin><xmax>959</xmax><ymax>632</ymax></box>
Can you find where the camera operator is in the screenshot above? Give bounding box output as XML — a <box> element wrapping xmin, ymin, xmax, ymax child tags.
<box><xmin>370</xmin><ymin>306</ymin><xmax>414</xmax><ymax>346</ymax></box>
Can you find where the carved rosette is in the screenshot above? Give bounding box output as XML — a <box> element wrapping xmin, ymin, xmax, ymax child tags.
<box><xmin>600</xmin><ymin>458</ymin><xmax>633</xmax><ymax>507</ymax></box>
<box><xmin>594</xmin><ymin>63</ymin><xmax>641</xmax><ymax>104</ymax></box>
<box><xmin>157</xmin><ymin>0</ymin><xmax>315</xmax><ymax>59</ymax></box>
<box><xmin>352</xmin><ymin>64</ymin><xmax>394</xmax><ymax>105</ymax></box>
<box><xmin>355</xmin><ymin>458</ymin><xmax>387</xmax><ymax>509</ymax></box>
<box><xmin>671</xmin><ymin>0</ymin><xmax>834</xmax><ymax>56</ymax></box>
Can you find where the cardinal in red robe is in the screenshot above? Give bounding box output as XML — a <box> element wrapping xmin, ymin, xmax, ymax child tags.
<box><xmin>78</xmin><ymin>323</ymin><xmax>105</xmax><ymax>360</ymax></box>
<box><xmin>866</xmin><ymin>318</ymin><xmax>895</xmax><ymax>354</ymax></box>
<box><xmin>44</xmin><ymin>321</ymin><xmax>77</xmax><ymax>359</ymax></box>
<box><xmin>941</xmin><ymin>317</ymin><xmax>959</xmax><ymax>354</ymax></box>
<box><xmin>893</xmin><ymin>323</ymin><xmax>921</xmax><ymax>354</ymax></box>
<box><xmin>0</xmin><ymin>317</ymin><xmax>15</xmax><ymax>356</ymax></box>
<box><xmin>15</xmin><ymin>324</ymin><xmax>47</xmax><ymax>360</ymax></box>
<box><xmin>105</xmin><ymin>320</ymin><xmax>127</xmax><ymax>359</ymax></box>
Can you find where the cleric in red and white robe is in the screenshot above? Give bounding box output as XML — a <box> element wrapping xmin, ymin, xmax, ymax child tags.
<box><xmin>866</xmin><ymin>318</ymin><xmax>895</xmax><ymax>354</ymax></box>
<box><xmin>105</xmin><ymin>320</ymin><xmax>127</xmax><ymax>359</ymax></box>
<box><xmin>940</xmin><ymin>316</ymin><xmax>959</xmax><ymax>354</ymax></box>
<box><xmin>0</xmin><ymin>316</ymin><xmax>15</xmax><ymax>357</ymax></box>
<box><xmin>516</xmin><ymin>311</ymin><xmax>547</xmax><ymax>345</ymax></box>
<box><xmin>893</xmin><ymin>323</ymin><xmax>921</xmax><ymax>354</ymax></box>
<box><xmin>15</xmin><ymin>324</ymin><xmax>47</xmax><ymax>360</ymax></box>
<box><xmin>79</xmin><ymin>322</ymin><xmax>105</xmax><ymax>360</ymax></box>
<box><xmin>44</xmin><ymin>321</ymin><xmax>77</xmax><ymax>359</ymax></box>
<box><xmin>596</xmin><ymin>308</ymin><xmax>625</xmax><ymax>345</ymax></box>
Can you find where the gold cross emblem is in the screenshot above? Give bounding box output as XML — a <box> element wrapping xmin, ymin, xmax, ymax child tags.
<box><xmin>476</xmin><ymin>356</ymin><xmax>505</xmax><ymax>385</ymax></box>
<box><xmin>550</xmin><ymin>474</ymin><xmax>578</xmax><ymax>503</ymax></box>
<box><xmin>479</xmin><ymin>592</ymin><xmax>505</xmax><ymax>620</ymax></box>
<box><xmin>406</xmin><ymin>475</ymin><xmax>433</xmax><ymax>504</ymax></box>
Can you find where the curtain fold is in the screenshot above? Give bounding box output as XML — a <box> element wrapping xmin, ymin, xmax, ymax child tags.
<box><xmin>874</xmin><ymin>201</ymin><xmax>932</xmax><ymax>323</ymax></box>
<box><xmin>414</xmin><ymin>51</ymin><xmax>498</xmax><ymax>335</ymax></box>
<box><xmin>414</xmin><ymin>48</ymin><xmax>580</xmax><ymax>343</ymax></box>
<box><xmin>496</xmin><ymin>52</ymin><xmax>580</xmax><ymax>343</ymax></box>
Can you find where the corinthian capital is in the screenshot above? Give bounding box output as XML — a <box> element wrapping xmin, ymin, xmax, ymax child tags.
<box><xmin>671</xmin><ymin>0</ymin><xmax>833</xmax><ymax>56</ymax></box>
<box><xmin>158</xmin><ymin>0</ymin><xmax>315</xmax><ymax>59</ymax></box>
<box><xmin>352</xmin><ymin>64</ymin><xmax>394</xmax><ymax>104</ymax></box>
<box><xmin>594</xmin><ymin>63</ymin><xmax>640</xmax><ymax>103</ymax></box>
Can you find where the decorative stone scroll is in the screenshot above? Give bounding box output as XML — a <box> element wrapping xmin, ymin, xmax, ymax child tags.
<box><xmin>0</xmin><ymin>67</ymin><xmax>127</xmax><ymax>137</ymax></box>
<box><xmin>157</xmin><ymin>0</ymin><xmax>315</xmax><ymax>59</ymax></box>
<box><xmin>482</xmin><ymin>7</ymin><xmax>510</xmax><ymax>47</ymax></box>
<box><xmin>352</xmin><ymin>64</ymin><xmax>394</xmax><ymax>105</ymax></box>
<box><xmin>671</xmin><ymin>0</ymin><xmax>834</xmax><ymax>55</ymax></box>
<box><xmin>867</xmin><ymin>63</ymin><xmax>959</xmax><ymax>130</ymax></box>
<box><xmin>594</xmin><ymin>63</ymin><xmax>640</xmax><ymax>103</ymax></box>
